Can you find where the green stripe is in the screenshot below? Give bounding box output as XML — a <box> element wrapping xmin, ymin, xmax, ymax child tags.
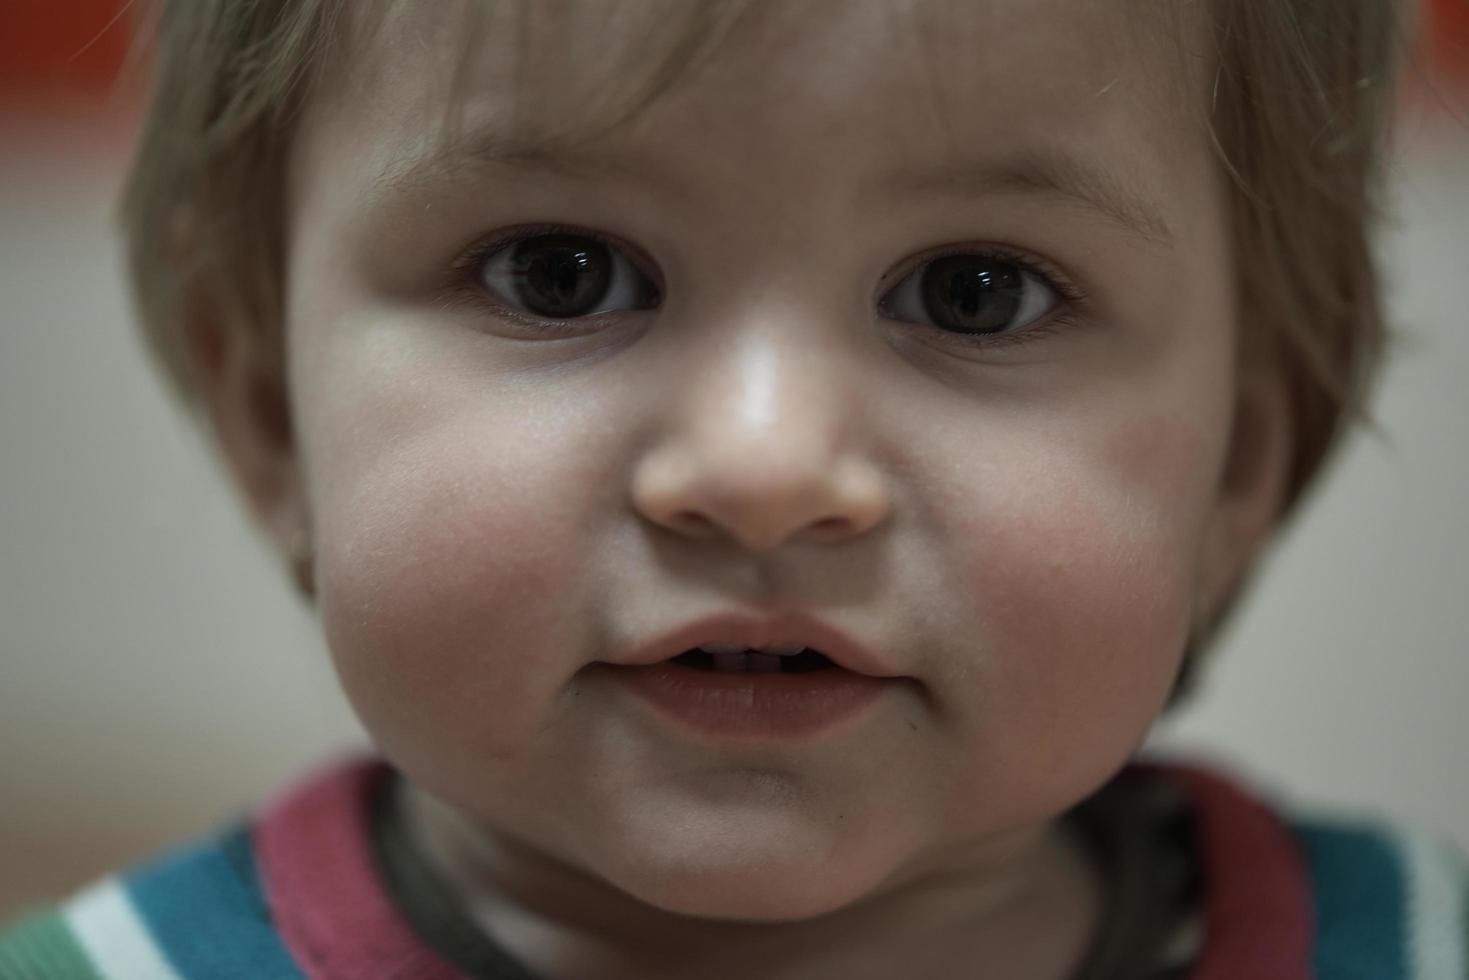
<box><xmin>0</xmin><ymin>908</ymin><xmax>106</xmax><ymax>980</ymax></box>
<box><xmin>1462</xmin><ymin>860</ymin><xmax>1469</xmax><ymax>970</ymax></box>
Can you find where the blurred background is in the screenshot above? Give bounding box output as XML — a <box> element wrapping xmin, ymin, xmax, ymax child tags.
<box><xmin>2</xmin><ymin>1</ymin><xmax>1466</xmax><ymax>920</ymax></box>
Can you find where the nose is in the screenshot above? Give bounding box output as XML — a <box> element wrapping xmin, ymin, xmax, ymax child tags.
<box><xmin>630</xmin><ymin>334</ymin><xmax>891</xmax><ymax>553</ymax></box>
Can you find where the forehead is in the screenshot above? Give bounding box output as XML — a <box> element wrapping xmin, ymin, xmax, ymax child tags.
<box><xmin>303</xmin><ymin>0</ymin><xmax>1214</xmax><ymax>240</ymax></box>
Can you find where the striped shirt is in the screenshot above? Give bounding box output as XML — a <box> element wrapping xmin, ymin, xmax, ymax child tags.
<box><xmin>1</xmin><ymin>755</ymin><xmax>1465</xmax><ymax>979</ymax></box>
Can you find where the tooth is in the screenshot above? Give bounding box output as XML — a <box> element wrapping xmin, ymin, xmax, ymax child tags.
<box><xmin>712</xmin><ymin>650</ymin><xmax>748</xmax><ymax>672</ymax></box>
<box><xmin>766</xmin><ymin>644</ymin><xmax>805</xmax><ymax>656</ymax></box>
<box><xmin>699</xmin><ymin>643</ymin><xmax>745</xmax><ymax>655</ymax></box>
<box><xmin>746</xmin><ymin>652</ymin><xmax>782</xmax><ymax>673</ymax></box>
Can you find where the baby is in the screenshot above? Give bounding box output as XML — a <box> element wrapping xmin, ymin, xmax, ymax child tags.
<box><xmin>3</xmin><ymin>0</ymin><xmax>1464</xmax><ymax>978</ymax></box>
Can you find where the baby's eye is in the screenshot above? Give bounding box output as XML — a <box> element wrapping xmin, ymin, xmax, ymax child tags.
<box><xmin>477</xmin><ymin>232</ymin><xmax>659</xmax><ymax>319</ymax></box>
<box><xmin>879</xmin><ymin>252</ymin><xmax>1058</xmax><ymax>337</ymax></box>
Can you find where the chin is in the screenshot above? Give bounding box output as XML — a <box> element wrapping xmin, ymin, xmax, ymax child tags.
<box><xmin>633</xmin><ymin>875</ymin><xmax>866</xmax><ymax>923</ymax></box>
<box><xmin>597</xmin><ymin>838</ymin><xmax>890</xmax><ymax>923</ymax></box>
<box><xmin>563</xmin><ymin>774</ymin><xmax>920</xmax><ymax>923</ymax></box>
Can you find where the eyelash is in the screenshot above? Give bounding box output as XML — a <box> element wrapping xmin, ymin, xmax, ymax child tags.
<box><xmin>876</xmin><ymin>243</ymin><xmax>1087</xmax><ymax>351</ymax></box>
<box><xmin>444</xmin><ymin>224</ymin><xmax>1088</xmax><ymax>350</ymax></box>
<box><xmin>443</xmin><ymin>222</ymin><xmax>655</xmax><ymax>334</ymax></box>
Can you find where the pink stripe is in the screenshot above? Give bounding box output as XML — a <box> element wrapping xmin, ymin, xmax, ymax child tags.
<box><xmin>1150</xmin><ymin>763</ymin><xmax>1315</xmax><ymax>980</ymax></box>
<box><xmin>253</xmin><ymin>754</ymin><xmax>469</xmax><ymax>980</ymax></box>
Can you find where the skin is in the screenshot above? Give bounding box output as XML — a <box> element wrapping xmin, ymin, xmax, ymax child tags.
<box><xmin>197</xmin><ymin>1</ymin><xmax>1293</xmax><ymax>976</ymax></box>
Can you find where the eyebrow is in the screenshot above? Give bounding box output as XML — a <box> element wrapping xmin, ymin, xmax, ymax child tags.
<box><xmin>367</xmin><ymin>130</ymin><xmax>671</xmax><ymax>207</ymax></box>
<box><xmin>370</xmin><ymin>131</ymin><xmax>1175</xmax><ymax>249</ymax></box>
<box><xmin>879</xmin><ymin>151</ymin><xmax>1176</xmax><ymax>249</ymax></box>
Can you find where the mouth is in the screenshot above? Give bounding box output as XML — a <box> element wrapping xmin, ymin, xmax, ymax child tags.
<box><xmin>602</xmin><ymin>612</ymin><xmax>902</xmax><ymax>738</ymax></box>
<box><xmin>610</xmin><ymin>641</ymin><xmax>890</xmax><ymax>740</ymax></box>
<box><xmin>613</xmin><ymin>609</ymin><xmax>901</xmax><ymax>679</ymax></box>
<box><xmin>668</xmin><ymin>645</ymin><xmax>839</xmax><ymax>674</ymax></box>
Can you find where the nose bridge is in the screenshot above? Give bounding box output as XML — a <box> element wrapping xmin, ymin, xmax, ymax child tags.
<box><xmin>696</xmin><ymin>322</ymin><xmax>838</xmax><ymax>461</ymax></box>
<box><xmin>632</xmin><ymin>306</ymin><xmax>890</xmax><ymax>552</ymax></box>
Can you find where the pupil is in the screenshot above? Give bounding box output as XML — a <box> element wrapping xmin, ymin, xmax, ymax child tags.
<box><xmin>921</xmin><ymin>256</ymin><xmax>1023</xmax><ymax>334</ymax></box>
<box><xmin>511</xmin><ymin>234</ymin><xmax>613</xmax><ymax>317</ymax></box>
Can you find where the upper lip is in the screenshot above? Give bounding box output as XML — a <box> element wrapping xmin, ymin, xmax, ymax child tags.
<box><xmin>614</xmin><ymin>609</ymin><xmax>901</xmax><ymax>678</ymax></box>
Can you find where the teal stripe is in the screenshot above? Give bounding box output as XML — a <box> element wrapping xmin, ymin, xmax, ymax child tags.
<box><xmin>1295</xmin><ymin>822</ymin><xmax>1410</xmax><ymax>980</ymax></box>
<box><xmin>1461</xmin><ymin>851</ymin><xmax>1469</xmax><ymax>977</ymax></box>
<box><xmin>0</xmin><ymin>908</ymin><xmax>107</xmax><ymax>980</ymax></box>
<box><xmin>1463</xmin><ymin>866</ymin><xmax>1469</xmax><ymax>971</ymax></box>
<box><xmin>121</xmin><ymin>824</ymin><xmax>306</xmax><ymax>980</ymax></box>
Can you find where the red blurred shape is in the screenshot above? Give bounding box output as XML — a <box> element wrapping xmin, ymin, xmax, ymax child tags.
<box><xmin>1428</xmin><ymin>0</ymin><xmax>1469</xmax><ymax>79</ymax></box>
<box><xmin>0</xmin><ymin>0</ymin><xmax>132</xmax><ymax>107</ymax></box>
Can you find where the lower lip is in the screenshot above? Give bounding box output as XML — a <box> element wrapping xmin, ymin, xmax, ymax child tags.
<box><xmin>606</xmin><ymin>661</ymin><xmax>892</xmax><ymax>739</ymax></box>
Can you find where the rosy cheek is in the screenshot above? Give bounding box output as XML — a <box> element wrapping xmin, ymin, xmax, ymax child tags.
<box><xmin>311</xmin><ymin>420</ymin><xmax>593</xmax><ymax>766</ymax></box>
<box><xmin>976</xmin><ymin>496</ymin><xmax>1189</xmax><ymax>712</ymax></box>
<box><xmin>942</xmin><ymin>417</ymin><xmax>1208</xmax><ymax>802</ymax></box>
<box><xmin>1102</xmin><ymin>413</ymin><xmax>1216</xmax><ymax>510</ymax></box>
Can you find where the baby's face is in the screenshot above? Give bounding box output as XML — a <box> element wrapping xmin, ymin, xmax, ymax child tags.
<box><xmin>278</xmin><ymin>0</ymin><xmax>1279</xmax><ymax>919</ymax></box>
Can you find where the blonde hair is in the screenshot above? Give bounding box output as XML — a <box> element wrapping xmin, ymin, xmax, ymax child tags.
<box><xmin>119</xmin><ymin>0</ymin><xmax>1403</xmax><ymax>689</ymax></box>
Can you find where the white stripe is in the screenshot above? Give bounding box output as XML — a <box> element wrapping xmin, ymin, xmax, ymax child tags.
<box><xmin>62</xmin><ymin>878</ymin><xmax>186</xmax><ymax>980</ymax></box>
<box><xmin>1398</xmin><ymin>830</ymin><xmax>1466</xmax><ymax>980</ymax></box>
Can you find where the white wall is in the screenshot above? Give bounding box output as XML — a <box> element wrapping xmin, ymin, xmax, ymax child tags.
<box><xmin>2</xmin><ymin>111</ymin><xmax>1465</xmax><ymax>918</ymax></box>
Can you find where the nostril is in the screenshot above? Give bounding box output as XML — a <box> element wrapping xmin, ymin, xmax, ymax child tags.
<box><xmin>809</xmin><ymin>516</ymin><xmax>854</xmax><ymax>539</ymax></box>
<box><xmin>670</xmin><ymin>510</ymin><xmax>718</xmax><ymax>538</ymax></box>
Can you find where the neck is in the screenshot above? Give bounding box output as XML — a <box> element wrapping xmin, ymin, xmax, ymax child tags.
<box><xmin>402</xmin><ymin>785</ymin><xmax>1103</xmax><ymax>980</ymax></box>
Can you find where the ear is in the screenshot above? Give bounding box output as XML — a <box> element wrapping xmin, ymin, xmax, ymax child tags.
<box><xmin>180</xmin><ymin>283</ymin><xmax>313</xmax><ymax>595</ymax></box>
<box><xmin>1196</xmin><ymin>363</ymin><xmax>1294</xmax><ymax>624</ymax></box>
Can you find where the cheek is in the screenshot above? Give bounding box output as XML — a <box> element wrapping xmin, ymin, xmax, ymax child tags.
<box><xmin>940</xmin><ymin>414</ymin><xmax>1212</xmax><ymax>814</ymax></box>
<box><xmin>307</xmin><ymin>396</ymin><xmax>604</xmax><ymax>771</ymax></box>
